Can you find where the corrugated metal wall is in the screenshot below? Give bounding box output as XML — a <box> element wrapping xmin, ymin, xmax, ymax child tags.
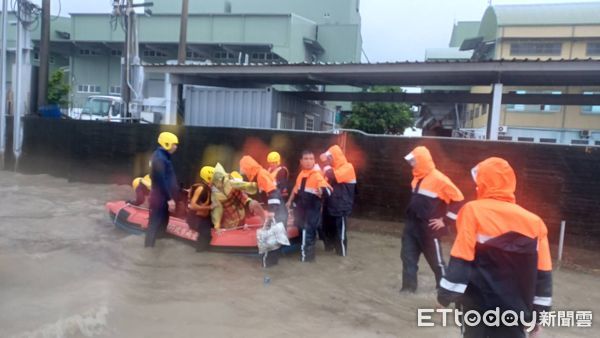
<box><xmin>271</xmin><ymin>90</ymin><xmax>330</xmax><ymax>130</ymax></box>
<box><xmin>184</xmin><ymin>86</ymin><xmax>273</xmax><ymax>128</ymax></box>
<box><xmin>184</xmin><ymin>86</ymin><xmax>333</xmax><ymax>130</ymax></box>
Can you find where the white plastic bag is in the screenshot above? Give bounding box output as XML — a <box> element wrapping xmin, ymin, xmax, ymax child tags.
<box><xmin>257</xmin><ymin>219</ymin><xmax>290</xmax><ymax>254</ymax></box>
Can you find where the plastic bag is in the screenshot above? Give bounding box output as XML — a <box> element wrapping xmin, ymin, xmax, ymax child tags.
<box><xmin>257</xmin><ymin>218</ymin><xmax>290</xmax><ymax>254</ymax></box>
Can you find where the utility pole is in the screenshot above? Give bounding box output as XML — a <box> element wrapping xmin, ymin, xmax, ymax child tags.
<box><xmin>1</xmin><ymin>0</ymin><xmax>9</xmax><ymax>168</ymax></box>
<box><xmin>14</xmin><ymin>0</ymin><xmax>33</xmax><ymax>167</ymax></box>
<box><xmin>175</xmin><ymin>0</ymin><xmax>190</xmax><ymax>124</ymax></box>
<box><xmin>115</xmin><ymin>0</ymin><xmax>152</xmax><ymax>121</ymax></box>
<box><xmin>37</xmin><ymin>0</ymin><xmax>50</xmax><ymax>111</ymax></box>
<box><xmin>178</xmin><ymin>0</ymin><xmax>189</xmax><ymax>64</ymax></box>
<box><xmin>119</xmin><ymin>0</ymin><xmax>133</xmax><ymax>120</ymax></box>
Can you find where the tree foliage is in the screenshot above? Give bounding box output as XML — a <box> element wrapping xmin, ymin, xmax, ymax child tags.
<box><xmin>47</xmin><ymin>69</ymin><xmax>70</xmax><ymax>107</ymax></box>
<box><xmin>342</xmin><ymin>87</ymin><xmax>413</xmax><ymax>135</ymax></box>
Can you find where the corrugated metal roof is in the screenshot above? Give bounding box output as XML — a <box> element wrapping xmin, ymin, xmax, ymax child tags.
<box><xmin>144</xmin><ymin>59</ymin><xmax>600</xmax><ymax>87</ymax></box>
<box><xmin>492</xmin><ymin>2</ymin><xmax>600</xmax><ymax>26</ymax></box>
<box><xmin>145</xmin><ymin>58</ymin><xmax>600</xmax><ymax>67</ymax></box>
<box><xmin>449</xmin><ymin>21</ymin><xmax>480</xmax><ymax>48</ymax></box>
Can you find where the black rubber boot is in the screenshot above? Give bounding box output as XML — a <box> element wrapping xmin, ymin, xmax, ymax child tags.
<box><xmin>262</xmin><ymin>248</ymin><xmax>281</xmax><ymax>268</ymax></box>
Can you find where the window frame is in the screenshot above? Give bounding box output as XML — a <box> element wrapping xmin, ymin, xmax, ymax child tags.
<box><xmin>304</xmin><ymin>115</ymin><xmax>315</xmax><ymax>131</ymax></box>
<box><xmin>510</xmin><ymin>41</ymin><xmax>562</xmax><ymax>56</ymax></box>
<box><xmin>581</xmin><ymin>92</ymin><xmax>600</xmax><ymax>114</ymax></box>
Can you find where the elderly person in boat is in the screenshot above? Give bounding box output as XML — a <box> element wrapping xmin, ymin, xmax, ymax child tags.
<box><xmin>210</xmin><ymin>163</ymin><xmax>265</xmax><ymax>233</ymax></box>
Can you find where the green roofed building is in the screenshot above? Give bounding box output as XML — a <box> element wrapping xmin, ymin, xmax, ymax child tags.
<box><xmin>424</xmin><ymin>2</ymin><xmax>600</xmax><ymax>145</ymax></box>
<box><xmin>1</xmin><ymin>0</ymin><xmax>362</xmax><ymax>112</ymax></box>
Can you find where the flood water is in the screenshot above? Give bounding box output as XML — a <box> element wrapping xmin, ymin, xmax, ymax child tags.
<box><xmin>0</xmin><ymin>171</ymin><xmax>597</xmax><ymax>337</ymax></box>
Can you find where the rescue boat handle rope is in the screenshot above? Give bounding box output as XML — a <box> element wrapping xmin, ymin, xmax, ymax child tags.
<box><xmin>120</xmin><ymin>203</ymin><xmax>261</xmax><ymax>232</ymax></box>
<box><xmin>114</xmin><ymin>204</ymin><xmax>129</xmax><ymax>225</ymax></box>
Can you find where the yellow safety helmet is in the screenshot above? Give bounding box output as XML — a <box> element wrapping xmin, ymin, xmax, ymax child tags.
<box><xmin>230</xmin><ymin>171</ymin><xmax>243</xmax><ymax>180</ymax></box>
<box><xmin>267</xmin><ymin>151</ymin><xmax>281</xmax><ymax>165</ymax></box>
<box><xmin>132</xmin><ymin>175</ymin><xmax>151</xmax><ymax>190</ymax></box>
<box><xmin>200</xmin><ymin>166</ymin><xmax>215</xmax><ymax>183</ymax></box>
<box><xmin>141</xmin><ymin>175</ymin><xmax>151</xmax><ymax>188</ymax></box>
<box><xmin>157</xmin><ymin>132</ymin><xmax>179</xmax><ymax>151</ymax></box>
<box><xmin>132</xmin><ymin>177</ymin><xmax>142</xmax><ymax>190</ymax></box>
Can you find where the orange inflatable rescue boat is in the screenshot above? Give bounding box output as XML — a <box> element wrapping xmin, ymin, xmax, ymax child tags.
<box><xmin>106</xmin><ymin>201</ymin><xmax>300</xmax><ymax>253</ymax></box>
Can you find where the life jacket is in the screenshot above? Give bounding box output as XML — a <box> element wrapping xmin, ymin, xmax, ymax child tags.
<box><xmin>294</xmin><ymin>169</ymin><xmax>331</xmax><ymax>207</ymax></box>
<box><xmin>269</xmin><ymin>165</ymin><xmax>290</xmax><ymax>198</ymax></box>
<box><xmin>188</xmin><ymin>182</ymin><xmax>211</xmax><ymax>218</ymax></box>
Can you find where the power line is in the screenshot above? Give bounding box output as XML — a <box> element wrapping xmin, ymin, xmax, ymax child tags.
<box><xmin>51</xmin><ymin>0</ymin><xmax>61</xmax><ymax>21</ymax></box>
<box><xmin>361</xmin><ymin>47</ymin><xmax>371</xmax><ymax>64</ymax></box>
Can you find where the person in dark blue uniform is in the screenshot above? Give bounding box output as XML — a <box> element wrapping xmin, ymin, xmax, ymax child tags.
<box><xmin>145</xmin><ymin>132</ymin><xmax>180</xmax><ymax>248</ymax></box>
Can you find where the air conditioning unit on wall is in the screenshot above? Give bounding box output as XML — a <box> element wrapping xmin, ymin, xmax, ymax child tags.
<box><xmin>498</xmin><ymin>125</ymin><xmax>508</xmax><ymax>133</ymax></box>
<box><xmin>580</xmin><ymin>130</ymin><xmax>590</xmax><ymax>138</ymax></box>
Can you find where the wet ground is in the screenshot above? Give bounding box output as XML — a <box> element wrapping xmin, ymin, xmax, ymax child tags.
<box><xmin>0</xmin><ymin>171</ymin><xmax>598</xmax><ymax>337</ymax></box>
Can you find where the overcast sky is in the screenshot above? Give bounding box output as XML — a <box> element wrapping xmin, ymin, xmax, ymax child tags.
<box><xmin>28</xmin><ymin>0</ymin><xmax>600</xmax><ymax>61</ymax></box>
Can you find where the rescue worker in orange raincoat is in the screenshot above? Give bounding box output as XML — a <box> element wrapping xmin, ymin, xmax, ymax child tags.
<box><xmin>320</xmin><ymin>145</ymin><xmax>356</xmax><ymax>256</ymax></box>
<box><xmin>401</xmin><ymin>146</ymin><xmax>464</xmax><ymax>293</ymax></box>
<box><xmin>437</xmin><ymin>157</ymin><xmax>553</xmax><ymax>338</ymax></box>
<box><xmin>240</xmin><ymin>155</ymin><xmax>288</xmax><ymax>267</ymax></box>
<box><xmin>286</xmin><ymin>150</ymin><xmax>331</xmax><ymax>262</ymax></box>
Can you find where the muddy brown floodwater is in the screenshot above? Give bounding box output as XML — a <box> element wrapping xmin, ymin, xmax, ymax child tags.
<box><xmin>0</xmin><ymin>171</ymin><xmax>597</xmax><ymax>337</ymax></box>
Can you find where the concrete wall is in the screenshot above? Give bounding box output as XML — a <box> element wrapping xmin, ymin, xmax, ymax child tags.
<box><xmin>151</xmin><ymin>0</ymin><xmax>361</xmax><ymax>25</ymax></box>
<box><xmin>71</xmin><ymin>53</ymin><xmax>122</xmax><ymax>108</ymax></box>
<box><xmin>317</xmin><ymin>24</ymin><xmax>362</xmax><ymax>62</ymax></box>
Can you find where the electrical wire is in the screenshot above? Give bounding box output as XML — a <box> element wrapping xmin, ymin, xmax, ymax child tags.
<box><xmin>11</xmin><ymin>0</ymin><xmax>42</xmax><ymax>30</ymax></box>
<box><xmin>51</xmin><ymin>0</ymin><xmax>61</xmax><ymax>21</ymax></box>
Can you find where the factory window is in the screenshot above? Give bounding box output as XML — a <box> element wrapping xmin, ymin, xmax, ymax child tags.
<box><xmin>186</xmin><ymin>51</ymin><xmax>202</xmax><ymax>59</ymax></box>
<box><xmin>304</xmin><ymin>115</ymin><xmax>315</xmax><ymax>131</ymax></box>
<box><xmin>79</xmin><ymin>49</ymin><xmax>99</xmax><ymax>56</ymax></box>
<box><xmin>77</xmin><ymin>84</ymin><xmax>101</xmax><ymax>94</ymax></box>
<box><xmin>111</xmin><ymin>50</ymin><xmax>122</xmax><ymax>56</ymax></box>
<box><xmin>517</xmin><ymin>137</ymin><xmax>534</xmax><ymax>142</ymax></box>
<box><xmin>539</xmin><ymin>138</ymin><xmax>557</xmax><ymax>144</ymax></box>
<box><xmin>109</xmin><ymin>86</ymin><xmax>121</xmax><ymax>95</ymax></box>
<box><xmin>498</xmin><ymin>136</ymin><xmax>513</xmax><ymax>141</ymax></box>
<box><xmin>581</xmin><ymin>92</ymin><xmax>600</xmax><ymax>114</ymax></box>
<box><xmin>143</xmin><ymin>50</ymin><xmax>167</xmax><ymax>57</ymax></box>
<box><xmin>277</xmin><ymin>112</ymin><xmax>296</xmax><ymax>130</ymax></box>
<box><xmin>510</xmin><ymin>41</ymin><xmax>562</xmax><ymax>56</ymax></box>
<box><xmin>506</xmin><ymin>90</ymin><xmax>562</xmax><ymax>112</ymax></box>
<box><xmin>571</xmin><ymin>139</ymin><xmax>589</xmax><ymax>145</ymax></box>
<box><xmin>33</xmin><ymin>53</ymin><xmax>54</xmax><ymax>63</ymax></box>
<box><xmin>251</xmin><ymin>52</ymin><xmax>279</xmax><ymax>61</ymax></box>
<box><xmin>213</xmin><ymin>51</ymin><xmax>235</xmax><ymax>60</ymax></box>
<box><xmin>587</xmin><ymin>42</ymin><xmax>600</xmax><ymax>56</ymax></box>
